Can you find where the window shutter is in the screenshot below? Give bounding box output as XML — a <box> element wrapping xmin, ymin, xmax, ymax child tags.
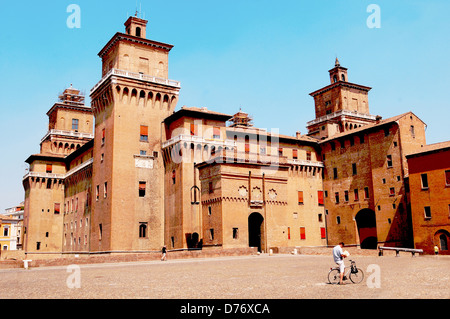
<box><xmin>46</xmin><ymin>164</ymin><xmax>52</xmax><ymax>173</ymax></box>
<box><xmin>318</xmin><ymin>191</ymin><xmax>324</xmax><ymax>205</ymax></box>
<box><xmin>190</xmin><ymin>124</ymin><xmax>197</xmax><ymax>136</ymax></box>
<box><xmin>298</xmin><ymin>191</ymin><xmax>304</xmax><ymax>204</ymax></box>
<box><xmin>140</xmin><ymin>125</ymin><xmax>148</xmax><ymax>136</ymax></box>
<box><xmin>300</xmin><ymin>227</ymin><xmax>306</xmax><ymax>240</ymax></box>
<box><xmin>320</xmin><ymin>227</ymin><xmax>326</xmax><ymax>239</ymax></box>
<box><xmin>213</xmin><ymin>127</ymin><xmax>220</xmax><ymax>138</ymax></box>
<box><xmin>54</xmin><ymin>203</ymin><xmax>60</xmax><ymax>214</ymax></box>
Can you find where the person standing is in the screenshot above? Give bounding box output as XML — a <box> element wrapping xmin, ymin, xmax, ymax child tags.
<box><xmin>333</xmin><ymin>242</ymin><xmax>347</xmax><ymax>285</ymax></box>
<box><xmin>434</xmin><ymin>245</ymin><xmax>439</xmax><ymax>255</ymax></box>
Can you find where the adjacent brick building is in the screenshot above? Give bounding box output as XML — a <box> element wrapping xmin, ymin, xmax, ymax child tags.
<box><xmin>407</xmin><ymin>142</ymin><xmax>450</xmax><ymax>254</ymax></box>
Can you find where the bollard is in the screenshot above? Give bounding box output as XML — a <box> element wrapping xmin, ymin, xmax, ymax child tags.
<box><xmin>23</xmin><ymin>260</ymin><xmax>32</xmax><ymax>270</ymax></box>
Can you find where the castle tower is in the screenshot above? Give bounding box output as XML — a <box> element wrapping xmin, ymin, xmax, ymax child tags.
<box><xmin>306</xmin><ymin>59</ymin><xmax>379</xmax><ymax>140</ymax></box>
<box><xmin>89</xmin><ymin>16</ymin><xmax>180</xmax><ymax>252</ymax></box>
<box><xmin>22</xmin><ymin>87</ymin><xmax>93</xmax><ymax>254</ymax></box>
<box><xmin>40</xmin><ymin>86</ymin><xmax>94</xmax><ymax>155</ymax></box>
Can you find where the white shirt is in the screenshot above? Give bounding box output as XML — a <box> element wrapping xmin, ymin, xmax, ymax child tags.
<box><xmin>333</xmin><ymin>245</ymin><xmax>343</xmax><ymax>263</ymax></box>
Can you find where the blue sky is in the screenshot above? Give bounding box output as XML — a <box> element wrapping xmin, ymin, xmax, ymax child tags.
<box><xmin>1</xmin><ymin>0</ymin><xmax>450</xmax><ymax>209</ymax></box>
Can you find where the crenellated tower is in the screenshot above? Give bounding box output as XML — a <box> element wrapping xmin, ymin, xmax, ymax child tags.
<box><xmin>89</xmin><ymin>16</ymin><xmax>180</xmax><ymax>252</ymax></box>
<box><xmin>306</xmin><ymin>59</ymin><xmax>379</xmax><ymax>140</ymax></box>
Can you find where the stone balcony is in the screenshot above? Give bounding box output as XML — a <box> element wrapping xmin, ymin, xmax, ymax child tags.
<box><xmin>90</xmin><ymin>68</ymin><xmax>181</xmax><ymax>94</ymax></box>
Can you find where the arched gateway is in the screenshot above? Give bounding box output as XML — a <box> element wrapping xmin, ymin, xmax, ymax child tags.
<box><xmin>355</xmin><ymin>208</ymin><xmax>378</xmax><ymax>249</ymax></box>
<box><xmin>248</xmin><ymin>213</ymin><xmax>264</xmax><ymax>253</ymax></box>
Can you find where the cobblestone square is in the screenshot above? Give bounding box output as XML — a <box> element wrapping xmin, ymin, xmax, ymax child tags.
<box><xmin>0</xmin><ymin>254</ymin><xmax>449</xmax><ymax>300</ymax></box>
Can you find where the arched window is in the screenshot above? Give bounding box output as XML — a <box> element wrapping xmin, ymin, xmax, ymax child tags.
<box><xmin>136</xmin><ymin>27</ymin><xmax>141</xmax><ymax>37</ymax></box>
<box><xmin>333</xmin><ymin>75</ymin><xmax>338</xmax><ymax>83</ymax></box>
<box><xmin>341</xmin><ymin>74</ymin><xmax>346</xmax><ymax>81</ymax></box>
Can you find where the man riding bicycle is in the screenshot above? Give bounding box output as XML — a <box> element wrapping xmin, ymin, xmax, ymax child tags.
<box><xmin>332</xmin><ymin>242</ymin><xmax>348</xmax><ymax>285</ymax></box>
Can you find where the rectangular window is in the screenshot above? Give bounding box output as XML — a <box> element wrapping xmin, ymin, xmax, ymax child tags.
<box><xmin>410</xmin><ymin>125</ymin><xmax>415</xmax><ymax>138</ymax></box>
<box><xmin>336</xmin><ymin>216</ymin><xmax>341</xmax><ymax>224</ymax></box>
<box><xmin>306</xmin><ymin>151</ymin><xmax>312</xmax><ymax>161</ymax></box>
<box><xmin>46</xmin><ymin>164</ymin><xmax>53</xmax><ymax>173</ymax></box>
<box><xmin>298</xmin><ymin>191</ymin><xmax>304</xmax><ymax>205</ymax></box>
<box><xmin>3</xmin><ymin>226</ymin><xmax>9</xmax><ymax>237</ymax></box>
<box><xmin>354</xmin><ymin>189</ymin><xmax>359</xmax><ymax>201</ymax></box>
<box><xmin>213</xmin><ymin>127</ymin><xmax>220</xmax><ymax>139</ymax></box>
<box><xmin>278</xmin><ymin>148</ymin><xmax>283</xmax><ymax>156</ymax></box>
<box><xmin>233</xmin><ymin>228</ymin><xmax>239</xmax><ymax>240</ymax></box>
<box><xmin>102</xmin><ymin>128</ymin><xmax>106</xmax><ymax>145</ymax></box>
<box><xmin>389</xmin><ymin>187</ymin><xmax>395</xmax><ymax>196</ymax></box>
<box><xmin>344</xmin><ymin>190</ymin><xmax>349</xmax><ymax>202</ymax></box>
<box><xmin>445</xmin><ymin>170</ymin><xmax>450</xmax><ymax>186</ymax></box>
<box><xmin>72</xmin><ymin>119</ymin><xmax>79</xmax><ymax>131</ymax></box>
<box><xmin>318</xmin><ymin>190</ymin><xmax>324</xmax><ymax>206</ymax></box>
<box><xmin>335</xmin><ymin>192</ymin><xmax>340</xmax><ymax>204</ymax></box>
<box><xmin>421</xmin><ymin>174</ymin><xmax>429</xmax><ymax>189</ymax></box>
<box><xmin>287</xmin><ymin>227</ymin><xmax>291</xmax><ymax>240</ymax></box>
<box><xmin>209</xmin><ymin>229</ymin><xmax>214</xmax><ymax>240</ymax></box>
<box><xmin>387</xmin><ymin>155</ymin><xmax>393</xmax><ymax>168</ymax></box>
<box><xmin>293</xmin><ymin>149</ymin><xmax>298</xmax><ymax>159</ymax></box>
<box><xmin>104</xmin><ymin>182</ymin><xmax>107</xmax><ymax>199</ymax></box>
<box><xmin>140</xmin><ymin>125</ymin><xmax>149</xmax><ymax>142</ymax></box>
<box><xmin>364</xmin><ymin>187</ymin><xmax>370</xmax><ymax>199</ymax></box>
<box><xmin>331</xmin><ymin>142</ymin><xmax>336</xmax><ymax>151</ymax></box>
<box><xmin>333</xmin><ymin>168</ymin><xmax>338</xmax><ymax>179</ymax></box>
<box><xmin>96</xmin><ymin>185</ymin><xmax>99</xmax><ymax>201</ymax></box>
<box><xmin>424</xmin><ymin>206</ymin><xmax>432</xmax><ymax>219</ymax></box>
<box><xmin>320</xmin><ymin>227</ymin><xmax>326</xmax><ymax>239</ymax></box>
<box><xmin>245</xmin><ymin>143</ymin><xmax>250</xmax><ymax>153</ymax></box>
<box><xmin>99</xmin><ymin>224</ymin><xmax>102</xmax><ymax>240</ymax></box>
<box><xmin>318</xmin><ymin>214</ymin><xmax>323</xmax><ymax>222</ymax></box>
<box><xmin>139</xmin><ymin>223</ymin><xmax>148</xmax><ymax>238</ymax></box>
<box><xmin>139</xmin><ymin>182</ymin><xmax>146</xmax><ymax>197</ymax></box>
<box><xmin>190</xmin><ymin>124</ymin><xmax>198</xmax><ymax>136</ymax></box>
<box><xmin>209</xmin><ymin>181</ymin><xmax>213</xmax><ymax>194</ymax></box>
<box><xmin>352</xmin><ymin>163</ymin><xmax>357</xmax><ymax>175</ymax></box>
<box><xmin>300</xmin><ymin>227</ymin><xmax>306</xmax><ymax>240</ymax></box>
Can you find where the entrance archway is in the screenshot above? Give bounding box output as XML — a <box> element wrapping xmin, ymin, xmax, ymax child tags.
<box><xmin>434</xmin><ymin>230</ymin><xmax>450</xmax><ymax>252</ymax></box>
<box><xmin>248</xmin><ymin>213</ymin><xmax>264</xmax><ymax>252</ymax></box>
<box><xmin>355</xmin><ymin>209</ymin><xmax>377</xmax><ymax>249</ymax></box>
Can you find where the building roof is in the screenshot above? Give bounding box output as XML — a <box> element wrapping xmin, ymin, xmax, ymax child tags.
<box><xmin>164</xmin><ymin>106</ymin><xmax>233</xmax><ymax>124</ymax></box>
<box><xmin>318</xmin><ymin>111</ymin><xmax>426</xmax><ymax>144</ymax></box>
<box><xmin>98</xmin><ymin>32</ymin><xmax>174</xmax><ymax>58</ymax></box>
<box><xmin>406</xmin><ymin>140</ymin><xmax>450</xmax><ymax>158</ymax></box>
<box><xmin>309</xmin><ymin>81</ymin><xmax>372</xmax><ymax>97</ymax></box>
<box><xmin>25</xmin><ymin>153</ymin><xmax>66</xmax><ymax>164</ymax></box>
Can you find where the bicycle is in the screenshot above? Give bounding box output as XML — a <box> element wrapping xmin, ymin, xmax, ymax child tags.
<box><xmin>328</xmin><ymin>259</ymin><xmax>364</xmax><ymax>284</ymax></box>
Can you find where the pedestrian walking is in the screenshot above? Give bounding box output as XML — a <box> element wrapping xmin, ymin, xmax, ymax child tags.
<box><xmin>434</xmin><ymin>245</ymin><xmax>439</xmax><ymax>255</ymax></box>
<box><xmin>161</xmin><ymin>245</ymin><xmax>167</xmax><ymax>261</ymax></box>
